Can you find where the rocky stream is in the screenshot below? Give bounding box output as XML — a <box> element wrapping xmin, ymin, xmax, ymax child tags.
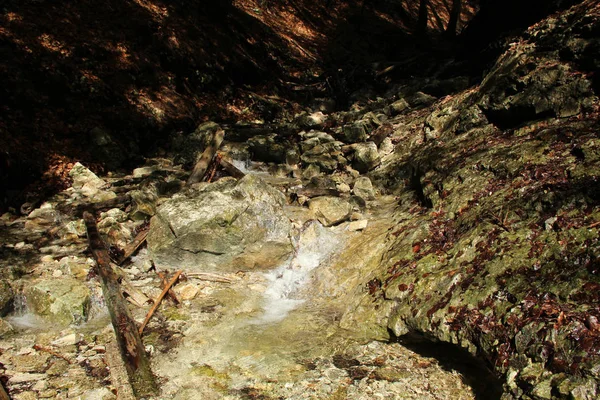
<box><xmin>1</xmin><ymin>1</ymin><xmax>600</xmax><ymax>399</ymax></box>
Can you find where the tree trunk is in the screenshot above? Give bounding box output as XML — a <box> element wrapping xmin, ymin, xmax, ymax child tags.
<box><xmin>83</xmin><ymin>212</ymin><xmax>158</xmax><ymax>398</ymax></box>
<box><xmin>446</xmin><ymin>0</ymin><xmax>462</xmax><ymax>36</ymax></box>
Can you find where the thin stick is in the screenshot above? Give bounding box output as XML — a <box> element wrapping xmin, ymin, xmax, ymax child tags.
<box><xmin>139</xmin><ymin>270</ymin><xmax>182</xmax><ymax>335</ymax></box>
<box><xmin>157</xmin><ymin>270</ymin><xmax>180</xmax><ymax>305</ymax></box>
<box><xmin>184</xmin><ymin>272</ymin><xmax>233</xmax><ymax>283</ymax></box>
<box><xmin>33</xmin><ymin>344</ymin><xmax>72</xmax><ymax>363</ymax></box>
<box><xmin>586</xmin><ymin>221</ymin><xmax>600</xmax><ymax>229</ymax></box>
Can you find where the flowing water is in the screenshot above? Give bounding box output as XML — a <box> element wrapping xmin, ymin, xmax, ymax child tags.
<box><xmin>150</xmin><ymin>202</ymin><xmax>481</xmax><ymax>399</ymax></box>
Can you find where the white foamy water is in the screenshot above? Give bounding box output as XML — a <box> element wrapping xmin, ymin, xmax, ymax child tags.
<box><xmin>250</xmin><ymin>221</ymin><xmax>340</xmax><ymax>324</ymax></box>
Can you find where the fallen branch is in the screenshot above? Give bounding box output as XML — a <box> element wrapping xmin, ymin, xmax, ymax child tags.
<box><xmin>139</xmin><ymin>270</ymin><xmax>182</xmax><ymax>335</ymax></box>
<box><xmin>83</xmin><ymin>211</ymin><xmax>158</xmax><ymax>398</ymax></box>
<box><xmin>33</xmin><ymin>344</ymin><xmax>72</xmax><ymax>363</ymax></box>
<box><xmin>157</xmin><ymin>270</ymin><xmax>181</xmax><ymax>306</ymax></box>
<box><xmin>187</xmin><ymin>129</ymin><xmax>225</xmax><ymax>185</ymax></box>
<box><xmin>184</xmin><ymin>272</ymin><xmax>233</xmax><ymax>283</ymax></box>
<box><xmin>117</xmin><ymin>228</ymin><xmax>149</xmax><ymax>266</ymax></box>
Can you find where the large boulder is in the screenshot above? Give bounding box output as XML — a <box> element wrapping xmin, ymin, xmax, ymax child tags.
<box><xmin>147</xmin><ymin>175</ymin><xmax>293</xmax><ymax>272</ymax></box>
<box><xmin>25</xmin><ymin>278</ymin><xmax>91</xmax><ymax>326</ymax></box>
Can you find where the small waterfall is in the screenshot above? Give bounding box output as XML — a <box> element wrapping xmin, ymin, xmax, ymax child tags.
<box><xmin>250</xmin><ymin>221</ymin><xmax>340</xmax><ymax>324</ymax></box>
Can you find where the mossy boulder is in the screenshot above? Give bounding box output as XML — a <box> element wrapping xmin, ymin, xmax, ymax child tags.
<box><xmin>25</xmin><ymin>278</ymin><xmax>91</xmax><ymax>326</ymax></box>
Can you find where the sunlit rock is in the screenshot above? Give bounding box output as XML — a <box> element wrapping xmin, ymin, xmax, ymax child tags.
<box><xmin>308</xmin><ymin>196</ymin><xmax>353</xmax><ymax>227</ymax></box>
<box><xmin>148</xmin><ymin>175</ymin><xmax>293</xmax><ymax>272</ymax></box>
<box><xmin>68</xmin><ymin>162</ymin><xmax>116</xmax><ymax>201</ymax></box>
<box><xmin>352</xmin><ymin>176</ymin><xmax>375</xmax><ymax>200</ymax></box>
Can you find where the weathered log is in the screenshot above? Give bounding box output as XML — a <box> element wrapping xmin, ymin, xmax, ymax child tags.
<box><xmin>219</xmin><ymin>157</ymin><xmax>246</xmax><ymax>179</ymax></box>
<box><xmin>117</xmin><ymin>228</ymin><xmax>149</xmax><ymax>266</ymax></box>
<box><xmin>83</xmin><ymin>212</ymin><xmax>158</xmax><ymax>398</ymax></box>
<box><xmin>0</xmin><ymin>382</ymin><xmax>10</xmax><ymax>400</ymax></box>
<box><xmin>187</xmin><ymin>129</ymin><xmax>225</xmax><ymax>185</ymax></box>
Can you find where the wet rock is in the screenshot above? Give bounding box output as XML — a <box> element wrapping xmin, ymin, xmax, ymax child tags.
<box><xmin>308</xmin><ymin>196</ymin><xmax>353</xmax><ymax>227</ymax></box>
<box><xmin>351</xmin><ymin>142</ymin><xmax>381</xmax><ymax>173</ymax></box>
<box><xmin>0</xmin><ymin>280</ymin><xmax>14</xmax><ymax>316</ymax></box>
<box><xmin>352</xmin><ymin>177</ymin><xmax>375</xmax><ymax>200</ymax></box>
<box><xmin>148</xmin><ymin>175</ymin><xmax>293</xmax><ymax>272</ymax></box>
<box><xmin>25</xmin><ymin>278</ymin><xmax>91</xmax><ymax>326</ymax></box>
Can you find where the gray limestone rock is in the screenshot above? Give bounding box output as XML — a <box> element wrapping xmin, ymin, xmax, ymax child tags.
<box><xmin>308</xmin><ymin>196</ymin><xmax>353</xmax><ymax>227</ymax></box>
<box><xmin>147</xmin><ymin>175</ymin><xmax>293</xmax><ymax>272</ymax></box>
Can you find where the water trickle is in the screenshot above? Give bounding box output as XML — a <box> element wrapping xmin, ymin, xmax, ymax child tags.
<box><xmin>249</xmin><ymin>220</ymin><xmax>340</xmax><ymax>324</ymax></box>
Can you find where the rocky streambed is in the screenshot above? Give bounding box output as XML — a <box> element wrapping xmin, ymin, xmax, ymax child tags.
<box><xmin>0</xmin><ymin>158</ymin><xmax>490</xmax><ymax>399</ymax></box>
<box><xmin>1</xmin><ymin>1</ymin><xmax>600</xmax><ymax>399</ymax></box>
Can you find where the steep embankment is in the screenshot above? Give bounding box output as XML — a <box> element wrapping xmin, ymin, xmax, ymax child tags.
<box><xmin>1</xmin><ymin>0</ymin><xmax>475</xmax><ymax>212</ymax></box>
<box><xmin>341</xmin><ymin>1</ymin><xmax>600</xmax><ymax>398</ymax></box>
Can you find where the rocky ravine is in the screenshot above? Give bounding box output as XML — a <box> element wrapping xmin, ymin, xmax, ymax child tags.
<box><xmin>0</xmin><ymin>1</ymin><xmax>599</xmax><ymax>399</ymax></box>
